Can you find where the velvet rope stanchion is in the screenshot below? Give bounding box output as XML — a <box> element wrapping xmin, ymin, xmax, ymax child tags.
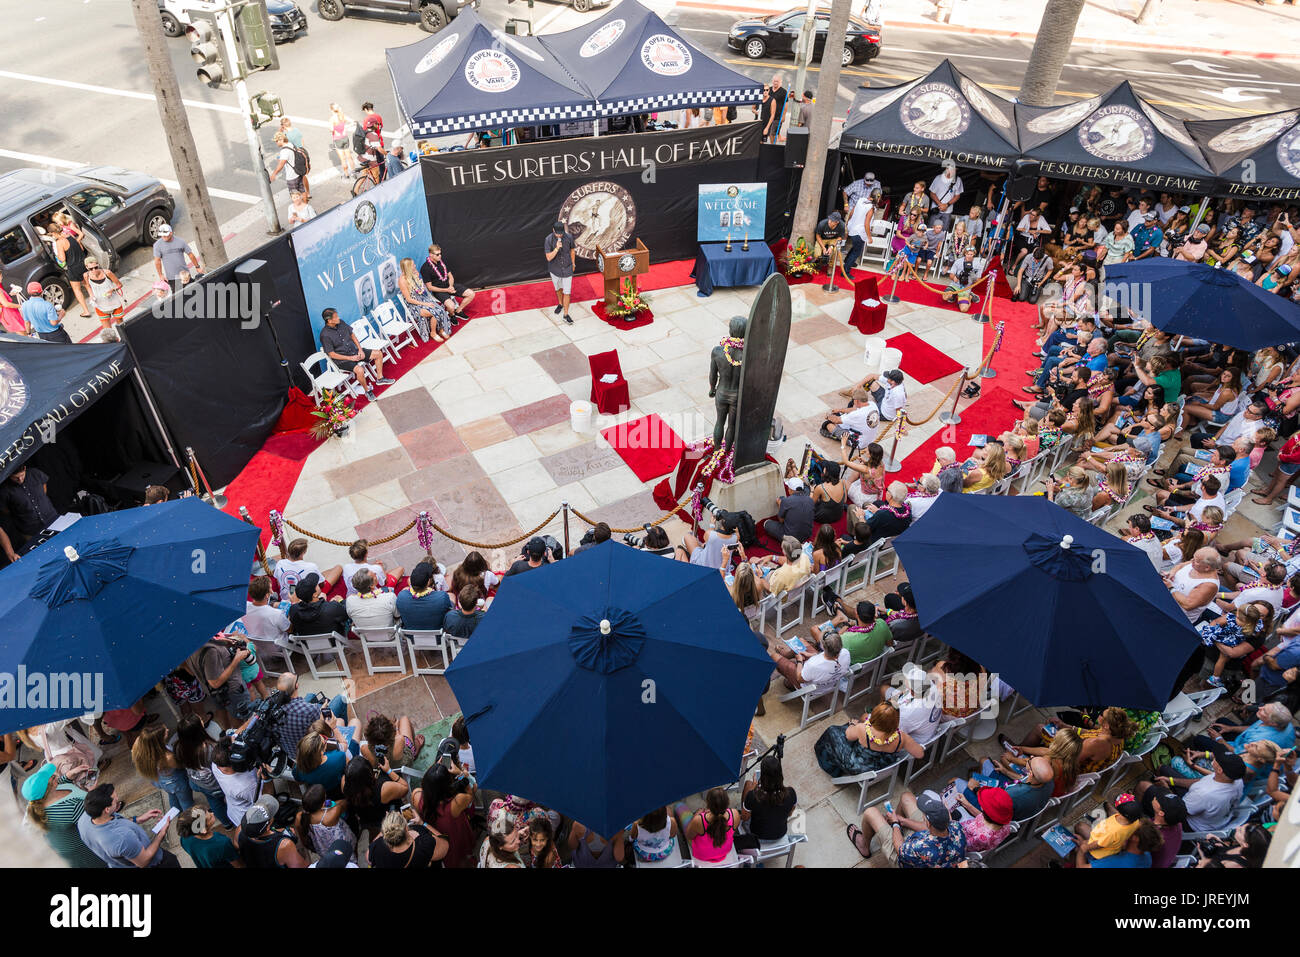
<box><xmin>975</xmin><ymin>269</ymin><xmax>998</xmax><ymax>325</ymax></box>
<box><xmin>884</xmin><ymin>409</ymin><xmax>905</xmax><ymax>473</ymax></box>
<box><xmin>939</xmin><ymin>368</ymin><xmax>969</xmax><ymax>426</ymax></box>
<box><xmin>980</xmin><ymin>321</ymin><xmax>1006</xmax><ymax>381</ymax></box>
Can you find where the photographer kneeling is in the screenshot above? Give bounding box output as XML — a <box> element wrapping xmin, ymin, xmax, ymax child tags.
<box><xmin>272</xmin><ymin>671</ymin><xmax>353</xmax><ymax>760</ymax></box>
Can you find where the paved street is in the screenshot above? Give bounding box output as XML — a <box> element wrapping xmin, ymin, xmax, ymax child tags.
<box><xmin>2</xmin><ymin>0</ymin><xmax>1298</xmax><ymax>285</ymax></box>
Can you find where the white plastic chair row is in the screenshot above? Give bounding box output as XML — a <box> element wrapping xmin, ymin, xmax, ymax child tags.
<box><xmin>277</xmin><ymin>631</ymin><xmax>351</xmax><ymax>679</ymax></box>
<box><xmin>301</xmin><ymin>351</ymin><xmax>369</xmax><ymax>404</ymax></box>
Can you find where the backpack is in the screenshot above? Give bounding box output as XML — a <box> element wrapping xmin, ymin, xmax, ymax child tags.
<box><xmin>726</xmin><ymin>105</ymin><xmax>737</xmax><ymax>121</ymax></box>
<box><xmin>291</xmin><ymin>145</ymin><xmax>310</xmax><ymax>176</ymax></box>
<box><xmin>351</xmin><ymin>124</ymin><xmax>367</xmax><ymax>156</ymax></box>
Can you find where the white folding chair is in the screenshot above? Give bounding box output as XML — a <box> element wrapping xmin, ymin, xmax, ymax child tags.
<box><xmin>811</xmin><ymin>559</ymin><xmax>851</xmax><ymax>617</ymax></box>
<box><xmin>773</xmin><ymin>579</ymin><xmax>810</xmax><ymax>637</ymax></box>
<box><xmin>283</xmin><ymin>631</ymin><xmax>350</xmax><ymax>679</ymax></box>
<box><xmin>868</xmin><ymin>538</ymin><xmax>899</xmax><ymax>584</ymax></box>
<box><xmin>839</xmin><ymin>548</ymin><xmax>876</xmax><ymax>599</ymax></box>
<box><xmin>374</xmin><ymin>300</ymin><xmax>417</xmax><ymax>355</ymax></box>
<box><xmin>1031</xmin><ymin>771</ymin><xmax>1102</xmax><ymax>836</ymax></box>
<box><xmin>636</xmin><ymin>839</ymin><xmax>691</xmax><ymax>868</ymax></box>
<box><xmin>778</xmin><ymin>678</ymin><xmax>840</xmax><ymax>731</ymax></box>
<box><xmin>400</xmin><ymin>628</ymin><xmax>452</xmax><ymax>675</ymax></box>
<box><xmin>989</xmin><ymin>474</ymin><xmax>1016</xmax><ymax>496</ymax></box>
<box><xmin>864</xmin><ymin>218</ymin><xmax>893</xmax><ymax>267</ymax></box>
<box><xmin>749</xmin><ymin>832</ymin><xmax>808</xmax><ymax>868</ymax></box>
<box><xmin>301</xmin><ymin>351</ymin><xmax>362</xmax><ymax>403</ymax></box>
<box><xmin>1222</xmin><ymin>488</ymin><xmax>1245</xmax><ymax>519</ymax></box>
<box><xmin>353</xmin><ymin>314</ymin><xmax>400</xmax><ymax>365</ymax></box>
<box><xmin>1161</xmin><ymin>687</ymin><xmax>1225</xmax><ymax>738</ymax></box>
<box><xmin>754</xmin><ymin>592</ymin><xmax>778</xmax><ymax>637</ymax></box>
<box><xmin>901</xmin><ymin>718</ymin><xmax>949</xmax><ymax>787</ymax></box>
<box><xmin>831</xmin><ymin>755</ymin><xmax>907</xmax><ymax>815</ymax></box>
<box><xmin>354</xmin><ymin>625</ymin><xmax>406</xmax><ymax>675</ymax></box>
<box><xmin>839</xmin><ymin>648</ymin><xmax>894</xmax><ymax>710</ymax></box>
<box><xmin>1101</xmin><ymin>727</ymin><xmax>1168</xmax><ymax>794</ymax></box>
<box><xmin>1182</xmin><ymin>797</ymin><xmax>1255</xmax><ymax>843</ymax></box>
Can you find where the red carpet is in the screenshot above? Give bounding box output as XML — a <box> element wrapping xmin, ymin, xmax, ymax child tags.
<box><xmin>483</xmin><ymin>259</ymin><xmax>697</xmax><ymax>313</ymax></box>
<box><xmin>592</xmin><ymin>301</ymin><xmax>655</xmax><ymax>329</ymax></box>
<box><xmin>887</xmin><ymin>332</ymin><xmax>964</xmax><ymax>384</ymax></box>
<box><xmin>896</xmin><ymin>385</ymin><xmax>1022</xmax><ymax>483</ymax></box>
<box><xmin>601</xmin><ymin>413</ymin><xmax>685</xmax><ymax>482</ymax></box>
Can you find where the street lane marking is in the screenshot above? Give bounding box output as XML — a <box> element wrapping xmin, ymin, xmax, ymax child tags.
<box><xmin>0</xmin><ymin>148</ymin><xmax>262</xmax><ymax>203</ymax></box>
<box><xmin>0</xmin><ymin>69</ymin><xmax>332</xmax><ymax>127</ymax></box>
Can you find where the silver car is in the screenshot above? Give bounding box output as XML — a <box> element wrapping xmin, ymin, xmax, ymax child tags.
<box><xmin>0</xmin><ymin>167</ymin><xmax>175</xmax><ymax>310</ymax></box>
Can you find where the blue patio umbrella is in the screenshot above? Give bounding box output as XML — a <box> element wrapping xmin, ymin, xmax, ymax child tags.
<box><xmin>1101</xmin><ymin>258</ymin><xmax>1300</xmax><ymax>350</ymax></box>
<box><xmin>892</xmin><ymin>494</ymin><xmax>1199</xmax><ymax>710</ymax></box>
<box><xmin>0</xmin><ymin>498</ymin><xmax>260</xmax><ymax>732</ymax></box>
<box><xmin>445</xmin><ymin>541</ymin><xmax>773</xmax><ymax>836</ymax></box>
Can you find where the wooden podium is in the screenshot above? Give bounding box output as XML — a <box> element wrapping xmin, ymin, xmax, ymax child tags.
<box><xmin>595</xmin><ymin>239</ymin><xmax>649</xmax><ymax>306</ymax></box>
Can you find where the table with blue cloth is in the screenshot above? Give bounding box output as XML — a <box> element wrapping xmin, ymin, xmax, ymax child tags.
<box><xmin>690</xmin><ymin>242</ymin><xmax>776</xmax><ymax>297</ymax></box>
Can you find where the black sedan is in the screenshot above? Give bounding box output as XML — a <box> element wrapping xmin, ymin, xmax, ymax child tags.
<box><xmin>727</xmin><ymin>7</ymin><xmax>881</xmax><ymax>66</ymax></box>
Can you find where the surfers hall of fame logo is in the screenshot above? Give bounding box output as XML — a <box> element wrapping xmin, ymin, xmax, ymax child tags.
<box><xmin>559</xmin><ymin>181</ymin><xmax>637</xmax><ymax>260</ymax></box>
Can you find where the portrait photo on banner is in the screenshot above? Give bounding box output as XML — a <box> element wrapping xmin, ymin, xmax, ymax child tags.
<box><xmin>291</xmin><ymin>165</ymin><xmax>434</xmax><ymax>345</ymax></box>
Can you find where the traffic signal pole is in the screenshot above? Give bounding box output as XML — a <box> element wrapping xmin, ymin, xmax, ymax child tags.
<box><xmin>218</xmin><ymin>3</ymin><xmax>281</xmax><ymax>235</ymax></box>
<box><xmin>128</xmin><ymin>0</ymin><xmax>228</xmax><ymax>268</ymax></box>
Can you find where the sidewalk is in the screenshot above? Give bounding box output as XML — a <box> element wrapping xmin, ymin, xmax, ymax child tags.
<box><xmin>680</xmin><ymin>0</ymin><xmax>1300</xmax><ymax>59</ymax></box>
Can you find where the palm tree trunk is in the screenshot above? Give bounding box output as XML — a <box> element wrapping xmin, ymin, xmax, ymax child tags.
<box><xmin>791</xmin><ymin>0</ymin><xmax>855</xmax><ymax>244</ymax></box>
<box><xmin>1136</xmin><ymin>0</ymin><xmax>1163</xmax><ymax>25</ymax></box>
<box><xmin>1018</xmin><ymin>0</ymin><xmax>1086</xmax><ymax>107</ymax></box>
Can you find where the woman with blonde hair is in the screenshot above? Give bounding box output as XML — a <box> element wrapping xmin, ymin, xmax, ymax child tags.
<box><xmin>1092</xmin><ymin>461</ymin><xmax>1129</xmax><ymax>510</ymax></box>
<box><xmin>369</xmin><ymin>809</ymin><xmax>448</xmax><ymax>868</ymax></box>
<box><xmin>729</xmin><ymin>561</ymin><xmax>767</xmax><ymax>625</ymax></box>
<box><xmin>1063</xmin><ymin>395</ymin><xmax>1096</xmax><ymax>443</ymax></box>
<box><xmin>131</xmin><ymin>724</ymin><xmax>194</xmax><ymax>814</ymax></box>
<box><xmin>328</xmin><ymin>103</ymin><xmax>356</xmax><ymax>176</ymax></box>
<box><xmin>962</xmin><ymin>442</ymin><xmax>1007</xmax><ymax>493</ymax></box>
<box><xmin>1046</xmin><ymin>466</ymin><xmax>1093</xmax><ymax>518</ymax></box>
<box><xmin>398</xmin><ymin>257</ymin><xmax>451</xmax><ymax>343</ymax></box>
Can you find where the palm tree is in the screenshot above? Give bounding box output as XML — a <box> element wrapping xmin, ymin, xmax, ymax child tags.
<box><xmin>791</xmin><ymin>0</ymin><xmax>855</xmax><ymax>244</ymax></box>
<box><xmin>1018</xmin><ymin>0</ymin><xmax>1086</xmax><ymax>107</ymax></box>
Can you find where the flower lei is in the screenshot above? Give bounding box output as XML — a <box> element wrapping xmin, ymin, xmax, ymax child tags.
<box><xmin>1039</xmin><ymin>427</ymin><xmax>1062</xmax><ymax>448</ymax></box>
<box><xmin>880</xmin><ymin>501</ymin><xmax>911</xmax><ymax>521</ymax></box>
<box><xmin>720</xmin><ymin>336</ymin><xmax>743</xmax><ymax>367</ymax></box>
<box><xmin>268</xmin><ymin>509</ymin><xmax>285</xmax><ymax>554</ymax></box>
<box><xmin>1128</xmin><ymin>531</ymin><xmax>1157</xmax><ymax>542</ymax></box>
<box><xmin>416</xmin><ymin>511</ymin><xmax>434</xmax><ymax>556</ymax></box>
<box><xmin>1192</xmin><ymin>521</ymin><xmax>1223</xmax><ymax>534</ymax></box>
<box><xmin>886</xmin><ymin>609</ymin><xmax>917</xmax><ymax>623</ymax></box>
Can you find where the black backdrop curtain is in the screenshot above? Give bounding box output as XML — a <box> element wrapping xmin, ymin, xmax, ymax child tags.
<box><xmin>254</xmin><ymin>233</ymin><xmax>316</xmax><ymax>394</ymax></box>
<box><xmin>422</xmin><ymin>123</ymin><xmax>765</xmax><ymax>288</ymax></box>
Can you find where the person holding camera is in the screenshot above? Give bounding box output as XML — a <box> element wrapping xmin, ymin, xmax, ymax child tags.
<box><xmin>574</xmin><ymin>522</ymin><xmax>612</xmax><ymax>555</ymax></box>
<box><xmin>369</xmin><ymin>810</ymin><xmax>449</xmax><ymax>869</ymax></box>
<box><xmin>342</xmin><ymin>754</ymin><xmax>408</xmax><ymax>841</ymax></box>
<box><xmin>1011</xmin><ymin>244</ymin><xmax>1054</xmax><ymax>303</ymax></box>
<box><xmin>183</xmin><ymin>634</ymin><xmax>252</xmax><ymax>730</ymax></box>
<box><xmin>362</xmin><ymin>712</ymin><xmax>425</xmax><ymax>771</ymax></box>
<box><xmin>629</xmin><ymin>524</ymin><xmax>675</xmax><ymax>557</ymax></box>
<box><xmin>210</xmin><ymin>737</ymin><xmax>271</xmax><ymax>831</ymax></box>
<box><xmin>504</xmin><ymin>536</ymin><xmax>552</xmax><ymax>576</ymax></box>
<box><xmin>413</xmin><ymin>761</ymin><xmax>478</xmax><ymax>869</ymax></box>
<box><xmin>268</xmin><ymin>672</ymin><xmax>352</xmax><ymax>761</ymax></box>
<box><xmin>679</xmin><ymin>510</ymin><xmax>744</xmax><ymax>567</ymax></box>
<box><xmin>234</xmin><ymin>794</ymin><xmax>310</xmax><ymax>868</ymax></box>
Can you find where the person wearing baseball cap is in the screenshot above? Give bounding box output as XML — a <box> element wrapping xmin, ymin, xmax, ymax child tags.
<box><xmin>1174</xmin><ymin>221</ymin><xmax>1212</xmax><ymax>263</ymax></box>
<box><xmin>544</xmin><ymin>220</ymin><xmax>575</xmax><ymax>325</ymax></box>
<box><xmin>18</xmin><ymin>281</ymin><xmax>71</xmax><ymax>344</ymax></box>
<box><xmin>152</xmin><ymin>221</ymin><xmax>204</xmax><ymax>293</ymax></box>
<box><xmin>236</xmin><ymin>794</ymin><xmax>308</xmax><ymax>868</ymax></box>
<box><xmin>1131</xmin><ymin>209</ymin><xmax>1164</xmax><ymax>260</ymax></box>
<box><xmin>504</xmin><ymin>536</ymin><xmax>551</xmax><ymax>577</ymax></box>
<box><xmin>311</xmin><ymin>837</ymin><xmax>359</xmax><ymax>868</ymax></box>
<box><xmin>1141</xmin><ymin>788</ymin><xmax>1188</xmax><ymax>868</ymax></box>
<box><xmin>1138</xmin><ymin>739</ymin><xmax>1246</xmax><ymax>833</ymax></box>
<box><xmin>849</xmin><ymin>788</ymin><xmax>965</xmax><ymax>867</ymax></box>
<box><xmin>814</xmin><ymin>208</ymin><xmax>849</xmax><ymax>264</ymax></box>
<box><xmin>287</xmin><ymin>571</ymin><xmax>349</xmax><ymax>638</ymax></box>
<box><xmin>19</xmin><ymin>763</ymin><xmax>109</xmax><ymax>868</ymax></box>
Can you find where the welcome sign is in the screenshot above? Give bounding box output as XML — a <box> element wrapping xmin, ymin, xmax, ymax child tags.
<box><xmin>291</xmin><ymin>165</ymin><xmax>433</xmax><ymax>345</ymax></box>
<box><xmin>697</xmin><ymin>182</ymin><xmax>767</xmax><ymax>242</ymax></box>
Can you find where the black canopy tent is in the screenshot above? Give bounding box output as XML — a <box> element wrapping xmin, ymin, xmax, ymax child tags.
<box><xmin>1013</xmin><ymin>81</ymin><xmax>1216</xmax><ymax>195</ymax></box>
<box><xmin>538</xmin><ymin>1</ymin><xmax>762</xmax><ymax>120</ymax></box>
<box><xmin>1185</xmin><ymin>108</ymin><xmax>1300</xmax><ymax>204</ymax></box>
<box><xmin>387</xmin><ymin>9</ymin><xmax>599</xmax><ymax>139</ymax></box>
<box><xmin>0</xmin><ymin>336</ymin><xmax>174</xmax><ymax>524</ymax></box>
<box><xmin>839</xmin><ymin>59</ymin><xmax>1023</xmax><ymax>171</ymax></box>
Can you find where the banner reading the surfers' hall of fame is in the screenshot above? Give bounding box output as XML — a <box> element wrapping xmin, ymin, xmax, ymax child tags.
<box><xmin>291</xmin><ymin>165</ymin><xmax>433</xmax><ymax>346</ymax></box>
<box><xmin>697</xmin><ymin>183</ymin><xmax>767</xmax><ymax>242</ymax></box>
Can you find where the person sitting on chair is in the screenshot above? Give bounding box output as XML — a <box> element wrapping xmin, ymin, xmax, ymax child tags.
<box><xmin>419</xmin><ymin>244</ymin><xmax>475</xmax><ymax>322</ymax></box>
<box><xmin>942</xmin><ymin>246</ymin><xmax>984</xmax><ymax>313</ymax></box>
<box><xmin>319</xmin><ymin>308</ymin><xmax>391</xmax><ymax>401</ymax></box>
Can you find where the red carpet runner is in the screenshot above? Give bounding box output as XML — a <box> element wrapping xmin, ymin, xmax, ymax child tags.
<box><xmin>601</xmin><ymin>413</ymin><xmax>685</xmax><ymax>482</ymax></box>
<box><xmin>886</xmin><ymin>332</ymin><xmax>964</xmax><ymax>384</ymax></box>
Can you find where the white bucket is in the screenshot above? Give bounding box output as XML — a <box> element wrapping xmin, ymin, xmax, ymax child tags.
<box><xmin>863</xmin><ymin>336</ymin><xmax>887</xmax><ymax>373</ymax></box>
<box><xmin>570</xmin><ymin>400</ymin><xmax>593</xmax><ymax>433</ymax></box>
<box><xmin>881</xmin><ymin>346</ymin><xmax>903</xmax><ymax>375</ymax></box>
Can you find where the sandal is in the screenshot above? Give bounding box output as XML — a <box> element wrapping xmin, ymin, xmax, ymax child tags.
<box><xmin>97</xmin><ymin>733</ymin><xmax>122</xmax><ymax>746</ymax></box>
<box><xmin>846</xmin><ymin>823</ymin><xmax>871</xmax><ymax>858</ymax></box>
<box><xmin>1251</xmin><ymin>497</ymin><xmax>1276</xmax><ymax>506</ymax></box>
<box><xmin>1142</xmin><ymin>504</ymin><xmax>1158</xmax><ymax>514</ymax></box>
<box><xmin>407</xmin><ymin>734</ymin><xmax>426</xmax><ymax>762</ymax></box>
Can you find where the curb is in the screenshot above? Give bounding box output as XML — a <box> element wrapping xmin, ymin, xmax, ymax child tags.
<box><xmin>676</xmin><ymin>1</ymin><xmax>1300</xmax><ymax>61</ymax></box>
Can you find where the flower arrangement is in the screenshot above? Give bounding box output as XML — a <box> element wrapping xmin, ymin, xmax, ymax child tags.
<box><xmin>309</xmin><ymin>390</ymin><xmax>358</xmax><ymax>440</ymax></box>
<box><xmin>607</xmin><ymin>278</ymin><xmax>650</xmax><ymax>318</ymax></box>
<box><xmin>784</xmin><ymin>238</ymin><xmax>815</xmax><ymax>278</ymax></box>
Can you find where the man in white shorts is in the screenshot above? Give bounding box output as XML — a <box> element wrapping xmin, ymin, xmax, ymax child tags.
<box><xmin>544</xmin><ymin>221</ymin><xmax>576</xmax><ymax>325</ymax></box>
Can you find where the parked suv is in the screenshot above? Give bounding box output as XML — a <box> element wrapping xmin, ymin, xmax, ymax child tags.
<box><xmin>159</xmin><ymin>0</ymin><xmax>308</xmax><ymax>43</ymax></box>
<box><xmin>316</xmin><ymin>0</ymin><xmax>473</xmax><ymax>33</ymax></box>
<box><xmin>0</xmin><ymin>168</ymin><xmax>175</xmax><ymax>311</ymax></box>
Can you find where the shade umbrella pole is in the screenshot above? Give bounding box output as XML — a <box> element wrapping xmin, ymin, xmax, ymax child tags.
<box><xmin>1188</xmin><ymin>195</ymin><xmax>1209</xmax><ymax>234</ymax></box>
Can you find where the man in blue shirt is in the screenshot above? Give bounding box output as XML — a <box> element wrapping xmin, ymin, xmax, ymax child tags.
<box><xmin>1257</xmin><ymin>639</ymin><xmax>1300</xmax><ymax>698</ymax></box>
<box><xmin>1190</xmin><ymin>701</ymin><xmax>1296</xmax><ymax>755</ymax></box>
<box><xmin>385</xmin><ymin>144</ymin><xmax>410</xmax><ymax>180</ymax></box>
<box><xmin>396</xmin><ymin>561</ymin><xmax>451</xmax><ymax>631</ymax></box>
<box><xmin>1130</xmin><ymin>211</ymin><xmax>1164</xmax><ymax>260</ymax></box>
<box><xmin>1226</xmin><ymin>438</ymin><xmax>1252</xmax><ymax>493</ymax></box>
<box><xmin>77</xmin><ymin>783</ymin><xmax>177</xmax><ymax>868</ymax></box>
<box><xmin>20</xmin><ymin>282</ymin><xmax>71</xmax><ymax>343</ymax></box>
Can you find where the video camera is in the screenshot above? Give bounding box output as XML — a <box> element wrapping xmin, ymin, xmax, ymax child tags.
<box><xmin>229</xmin><ymin>690</ymin><xmax>293</xmax><ymax>776</ymax></box>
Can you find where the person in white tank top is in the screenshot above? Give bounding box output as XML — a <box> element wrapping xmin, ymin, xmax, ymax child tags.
<box><xmin>1166</xmin><ymin>548</ymin><xmax>1222</xmax><ymax>625</ymax></box>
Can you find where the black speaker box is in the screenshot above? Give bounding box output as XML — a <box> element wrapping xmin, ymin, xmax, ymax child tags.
<box><xmin>784</xmin><ymin>127</ymin><xmax>809</xmax><ymax>168</ymax></box>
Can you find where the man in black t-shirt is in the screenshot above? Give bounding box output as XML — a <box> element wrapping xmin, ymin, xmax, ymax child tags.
<box><xmin>0</xmin><ymin>466</ymin><xmax>59</xmax><ymax>561</ymax></box>
<box><xmin>319</xmin><ymin>307</ymin><xmax>391</xmax><ymax>400</ymax></box>
<box><xmin>503</xmin><ymin>537</ymin><xmax>549</xmax><ymax>576</ymax></box>
<box><xmin>764</xmin><ymin>75</ymin><xmax>788</xmax><ymax>143</ymax></box>
<box><xmin>288</xmin><ymin>574</ymin><xmax>350</xmax><ymax>637</ymax></box>
<box><xmin>544</xmin><ymin>222</ymin><xmax>576</xmax><ymax>325</ymax></box>
<box><xmin>814</xmin><ymin>211</ymin><xmax>848</xmax><ymax>262</ymax></box>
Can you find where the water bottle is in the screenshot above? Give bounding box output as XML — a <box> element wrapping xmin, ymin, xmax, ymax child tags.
<box><xmin>802</xmin><ymin>541</ymin><xmax>814</xmax><ymax>562</ymax></box>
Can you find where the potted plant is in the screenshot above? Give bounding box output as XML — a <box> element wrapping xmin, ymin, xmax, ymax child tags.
<box><xmin>309</xmin><ymin>390</ymin><xmax>358</xmax><ymax>440</ymax></box>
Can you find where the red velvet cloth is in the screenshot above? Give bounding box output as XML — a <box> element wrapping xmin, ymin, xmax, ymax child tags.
<box><xmin>847</xmin><ymin>274</ymin><xmax>888</xmax><ymax>335</ymax></box>
<box><xmin>588</xmin><ymin>349</ymin><xmax>630</xmax><ymax>415</ymax></box>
